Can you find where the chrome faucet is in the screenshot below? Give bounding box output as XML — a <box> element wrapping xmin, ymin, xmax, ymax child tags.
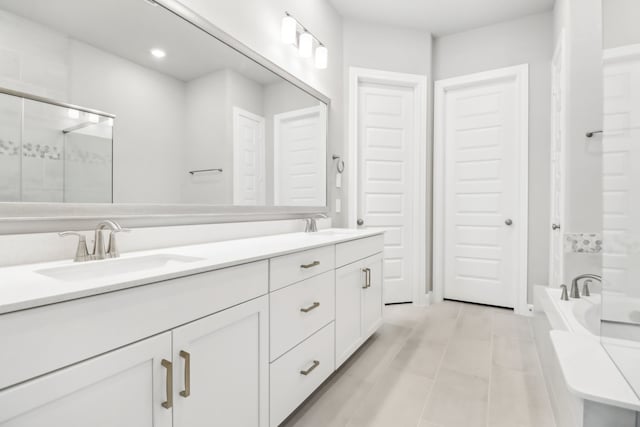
<box><xmin>59</xmin><ymin>220</ymin><xmax>129</xmax><ymax>262</ymax></box>
<box><xmin>304</xmin><ymin>214</ymin><xmax>328</xmax><ymax>233</ymax></box>
<box><xmin>570</xmin><ymin>274</ymin><xmax>601</xmax><ymax>298</ymax></box>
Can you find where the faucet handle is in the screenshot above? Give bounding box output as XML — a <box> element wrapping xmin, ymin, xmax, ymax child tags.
<box><xmin>106</xmin><ymin>228</ymin><xmax>131</xmax><ymax>258</ymax></box>
<box><xmin>583</xmin><ymin>280</ymin><xmax>592</xmax><ymax>297</ymax></box>
<box><xmin>560</xmin><ymin>284</ymin><xmax>569</xmax><ymax>301</ymax></box>
<box><xmin>59</xmin><ymin>231</ymin><xmax>91</xmax><ymax>262</ymax></box>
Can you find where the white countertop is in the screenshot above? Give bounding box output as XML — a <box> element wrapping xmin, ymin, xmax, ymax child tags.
<box><xmin>0</xmin><ymin>228</ymin><xmax>383</xmax><ymax>315</ymax></box>
<box><xmin>550</xmin><ymin>330</ymin><xmax>640</xmax><ymax>411</ymax></box>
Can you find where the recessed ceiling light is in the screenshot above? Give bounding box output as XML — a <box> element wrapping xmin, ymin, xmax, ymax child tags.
<box><xmin>150</xmin><ymin>48</ymin><xmax>166</xmax><ymax>59</ymax></box>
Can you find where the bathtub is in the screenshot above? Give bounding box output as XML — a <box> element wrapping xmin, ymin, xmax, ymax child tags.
<box><xmin>533</xmin><ymin>286</ymin><xmax>640</xmax><ymax>427</ymax></box>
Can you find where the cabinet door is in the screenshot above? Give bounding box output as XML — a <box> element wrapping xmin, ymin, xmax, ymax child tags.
<box><xmin>172</xmin><ymin>295</ymin><xmax>269</xmax><ymax>427</ymax></box>
<box><xmin>362</xmin><ymin>253</ymin><xmax>384</xmax><ymax>339</ymax></box>
<box><xmin>0</xmin><ymin>333</ymin><xmax>172</xmax><ymax>427</ymax></box>
<box><xmin>335</xmin><ymin>261</ymin><xmax>365</xmax><ymax>367</ymax></box>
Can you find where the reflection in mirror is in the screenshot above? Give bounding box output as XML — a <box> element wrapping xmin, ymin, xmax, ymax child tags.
<box><xmin>0</xmin><ymin>0</ymin><xmax>327</xmax><ymax>207</ymax></box>
<box><xmin>601</xmin><ymin>0</ymin><xmax>640</xmax><ymax>399</ymax></box>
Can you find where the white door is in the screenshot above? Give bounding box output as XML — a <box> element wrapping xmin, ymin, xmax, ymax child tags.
<box><xmin>233</xmin><ymin>107</ymin><xmax>265</xmax><ymax>206</ymax></box>
<box><xmin>436</xmin><ymin>66</ymin><xmax>528</xmax><ymax>308</ymax></box>
<box><xmin>549</xmin><ymin>32</ymin><xmax>567</xmax><ymax>288</ymax></box>
<box><xmin>273</xmin><ymin>105</ymin><xmax>327</xmax><ymax>206</ymax></box>
<box><xmin>357</xmin><ymin>82</ymin><xmax>415</xmax><ymax>303</ymax></box>
<box><xmin>172</xmin><ymin>295</ymin><xmax>269</xmax><ymax>427</ymax></box>
<box><xmin>0</xmin><ymin>333</ymin><xmax>172</xmax><ymax>427</ymax></box>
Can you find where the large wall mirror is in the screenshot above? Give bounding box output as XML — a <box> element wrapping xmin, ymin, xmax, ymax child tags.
<box><xmin>0</xmin><ymin>0</ymin><xmax>328</xmax><ymax>218</ymax></box>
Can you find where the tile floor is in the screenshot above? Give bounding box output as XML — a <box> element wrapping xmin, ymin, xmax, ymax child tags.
<box><xmin>282</xmin><ymin>300</ymin><xmax>556</xmax><ymax>427</ymax></box>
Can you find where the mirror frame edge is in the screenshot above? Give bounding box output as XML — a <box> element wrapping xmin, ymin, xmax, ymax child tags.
<box><xmin>0</xmin><ymin>0</ymin><xmax>331</xmax><ymax>234</ymax></box>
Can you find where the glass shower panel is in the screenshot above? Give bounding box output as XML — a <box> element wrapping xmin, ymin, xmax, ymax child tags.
<box><xmin>0</xmin><ymin>93</ymin><xmax>21</xmax><ymax>201</ymax></box>
<box><xmin>20</xmin><ymin>99</ymin><xmax>113</xmax><ymax>203</ymax></box>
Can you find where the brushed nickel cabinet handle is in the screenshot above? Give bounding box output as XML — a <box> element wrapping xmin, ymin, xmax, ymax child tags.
<box><xmin>161</xmin><ymin>359</ymin><xmax>173</xmax><ymax>409</ymax></box>
<box><xmin>300</xmin><ymin>261</ymin><xmax>320</xmax><ymax>269</ymax></box>
<box><xmin>300</xmin><ymin>360</ymin><xmax>320</xmax><ymax>376</ymax></box>
<box><xmin>361</xmin><ymin>268</ymin><xmax>371</xmax><ymax>289</ymax></box>
<box><xmin>300</xmin><ymin>302</ymin><xmax>320</xmax><ymax>313</ymax></box>
<box><xmin>179</xmin><ymin>350</ymin><xmax>191</xmax><ymax>398</ymax></box>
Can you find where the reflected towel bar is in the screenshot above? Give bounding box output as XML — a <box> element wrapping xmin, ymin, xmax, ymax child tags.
<box><xmin>188</xmin><ymin>168</ymin><xmax>223</xmax><ymax>175</ymax></box>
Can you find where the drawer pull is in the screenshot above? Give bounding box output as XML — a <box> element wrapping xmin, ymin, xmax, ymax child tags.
<box><xmin>300</xmin><ymin>261</ymin><xmax>320</xmax><ymax>269</ymax></box>
<box><xmin>300</xmin><ymin>360</ymin><xmax>320</xmax><ymax>376</ymax></box>
<box><xmin>300</xmin><ymin>302</ymin><xmax>320</xmax><ymax>313</ymax></box>
<box><xmin>179</xmin><ymin>350</ymin><xmax>191</xmax><ymax>398</ymax></box>
<box><xmin>161</xmin><ymin>359</ymin><xmax>173</xmax><ymax>409</ymax></box>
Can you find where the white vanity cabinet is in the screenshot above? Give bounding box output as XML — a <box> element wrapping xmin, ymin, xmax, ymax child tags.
<box><xmin>0</xmin><ymin>231</ymin><xmax>384</xmax><ymax>427</ymax></box>
<box><xmin>335</xmin><ymin>250</ymin><xmax>384</xmax><ymax>368</ymax></box>
<box><xmin>172</xmin><ymin>295</ymin><xmax>269</xmax><ymax>427</ymax></box>
<box><xmin>0</xmin><ymin>332</ymin><xmax>173</xmax><ymax>427</ymax></box>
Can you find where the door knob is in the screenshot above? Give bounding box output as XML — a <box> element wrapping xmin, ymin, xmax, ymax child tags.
<box><xmin>357</xmin><ymin>219</ymin><xmax>364</xmax><ymax>226</ymax></box>
<box><xmin>552</xmin><ymin>223</ymin><xmax>561</xmax><ymax>231</ymax></box>
<box><xmin>505</xmin><ymin>219</ymin><xmax>513</xmax><ymax>226</ymax></box>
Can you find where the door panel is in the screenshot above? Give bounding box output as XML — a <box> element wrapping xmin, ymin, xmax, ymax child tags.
<box><xmin>362</xmin><ymin>253</ymin><xmax>383</xmax><ymax>338</ymax></box>
<box><xmin>441</xmin><ymin>78</ymin><xmax>522</xmax><ymax>308</ymax></box>
<box><xmin>172</xmin><ymin>296</ymin><xmax>269</xmax><ymax>427</ymax></box>
<box><xmin>233</xmin><ymin>107</ymin><xmax>266</xmax><ymax>206</ymax></box>
<box><xmin>358</xmin><ymin>83</ymin><xmax>414</xmax><ymax>303</ymax></box>
<box><xmin>0</xmin><ymin>333</ymin><xmax>172</xmax><ymax>427</ymax></box>
<box><xmin>549</xmin><ymin>34</ymin><xmax>566</xmax><ymax>287</ymax></box>
<box><xmin>273</xmin><ymin>105</ymin><xmax>327</xmax><ymax>206</ymax></box>
<box><xmin>335</xmin><ymin>261</ymin><xmax>364</xmax><ymax>367</ymax></box>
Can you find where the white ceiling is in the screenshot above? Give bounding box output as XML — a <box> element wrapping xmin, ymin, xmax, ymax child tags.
<box><xmin>0</xmin><ymin>0</ymin><xmax>281</xmax><ymax>84</ymax></box>
<box><xmin>329</xmin><ymin>0</ymin><xmax>555</xmax><ymax>36</ymax></box>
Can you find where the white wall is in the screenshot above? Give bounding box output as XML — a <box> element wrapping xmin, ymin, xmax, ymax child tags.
<box><xmin>434</xmin><ymin>12</ymin><xmax>554</xmax><ymax>300</ymax></box>
<box><xmin>180</xmin><ymin>0</ymin><xmax>344</xmax><ymax>223</ymax></box>
<box><xmin>553</xmin><ymin>0</ymin><xmax>603</xmax><ymax>284</ymax></box>
<box><xmin>603</xmin><ymin>0</ymin><xmax>640</xmax><ymax>49</ymax></box>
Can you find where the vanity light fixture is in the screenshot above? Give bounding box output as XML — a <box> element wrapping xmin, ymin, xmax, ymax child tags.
<box><xmin>281</xmin><ymin>15</ymin><xmax>297</xmax><ymax>44</ymax></box>
<box><xmin>298</xmin><ymin>32</ymin><xmax>313</xmax><ymax>58</ymax></box>
<box><xmin>281</xmin><ymin>12</ymin><xmax>328</xmax><ymax>69</ymax></box>
<box><xmin>315</xmin><ymin>45</ymin><xmax>328</xmax><ymax>69</ymax></box>
<box><xmin>87</xmin><ymin>113</ymin><xmax>100</xmax><ymax>124</ymax></box>
<box><xmin>67</xmin><ymin>109</ymin><xmax>80</xmax><ymax>119</ymax></box>
<box><xmin>150</xmin><ymin>48</ymin><xmax>166</xmax><ymax>59</ymax></box>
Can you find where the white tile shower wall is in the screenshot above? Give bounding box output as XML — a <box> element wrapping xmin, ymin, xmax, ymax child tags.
<box><xmin>0</xmin><ymin>217</ymin><xmax>332</xmax><ymax>268</ymax></box>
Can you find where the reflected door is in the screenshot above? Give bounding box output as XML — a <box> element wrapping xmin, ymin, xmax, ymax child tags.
<box><xmin>273</xmin><ymin>105</ymin><xmax>327</xmax><ymax>206</ymax></box>
<box><xmin>233</xmin><ymin>107</ymin><xmax>266</xmax><ymax>206</ymax></box>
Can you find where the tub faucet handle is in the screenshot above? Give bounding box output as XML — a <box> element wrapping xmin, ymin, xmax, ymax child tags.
<box><xmin>560</xmin><ymin>284</ymin><xmax>569</xmax><ymax>301</ymax></box>
<box><xmin>582</xmin><ymin>280</ymin><xmax>592</xmax><ymax>297</ymax></box>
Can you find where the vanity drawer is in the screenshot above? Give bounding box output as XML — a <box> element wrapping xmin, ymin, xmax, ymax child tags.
<box><xmin>270</xmin><ymin>322</ymin><xmax>335</xmax><ymax>427</ymax></box>
<box><xmin>270</xmin><ymin>245</ymin><xmax>334</xmax><ymax>291</ymax></box>
<box><xmin>270</xmin><ymin>271</ymin><xmax>335</xmax><ymax>361</ymax></box>
<box><xmin>335</xmin><ymin>234</ymin><xmax>384</xmax><ymax>267</ymax></box>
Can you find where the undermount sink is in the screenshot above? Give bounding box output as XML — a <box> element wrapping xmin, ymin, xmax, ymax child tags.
<box><xmin>37</xmin><ymin>254</ymin><xmax>205</xmax><ymax>282</ymax></box>
<box><xmin>313</xmin><ymin>229</ymin><xmax>363</xmax><ymax>236</ymax></box>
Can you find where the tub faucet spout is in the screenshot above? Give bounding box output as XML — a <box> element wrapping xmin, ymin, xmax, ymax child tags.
<box><xmin>570</xmin><ymin>274</ymin><xmax>601</xmax><ymax>299</ymax></box>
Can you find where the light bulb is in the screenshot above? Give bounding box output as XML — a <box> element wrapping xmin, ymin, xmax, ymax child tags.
<box><xmin>87</xmin><ymin>113</ymin><xmax>100</xmax><ymax>123</ymax></box>
<box><xmin>281</xmin><ymin>15</ymin><xmax>297</xmax><ymax>45</ymax></box>
<box><xmin>150</xmin><ymin>48</ymin><xmax>166</xmax><ymax>59</ymax></box>
<box><xmin>315</xmin><ymin>45</ymin><xmax>328</xmax><ymax>69</ymax></box>
<box><xmin>67</xmin><ymin>109</ymin><xmax>80</xmax><ymax>119</ymax></box>
<box><xmin>298</xmin><ymin>32</ymin><xmax>313</xmax><ymax>58</ymax></box>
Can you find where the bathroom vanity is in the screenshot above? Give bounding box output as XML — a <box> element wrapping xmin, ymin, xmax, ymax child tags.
<box><xmin>0</xmin><ymin>230</ymin><xmax>384</xmax><ymax>426</ymax></box>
